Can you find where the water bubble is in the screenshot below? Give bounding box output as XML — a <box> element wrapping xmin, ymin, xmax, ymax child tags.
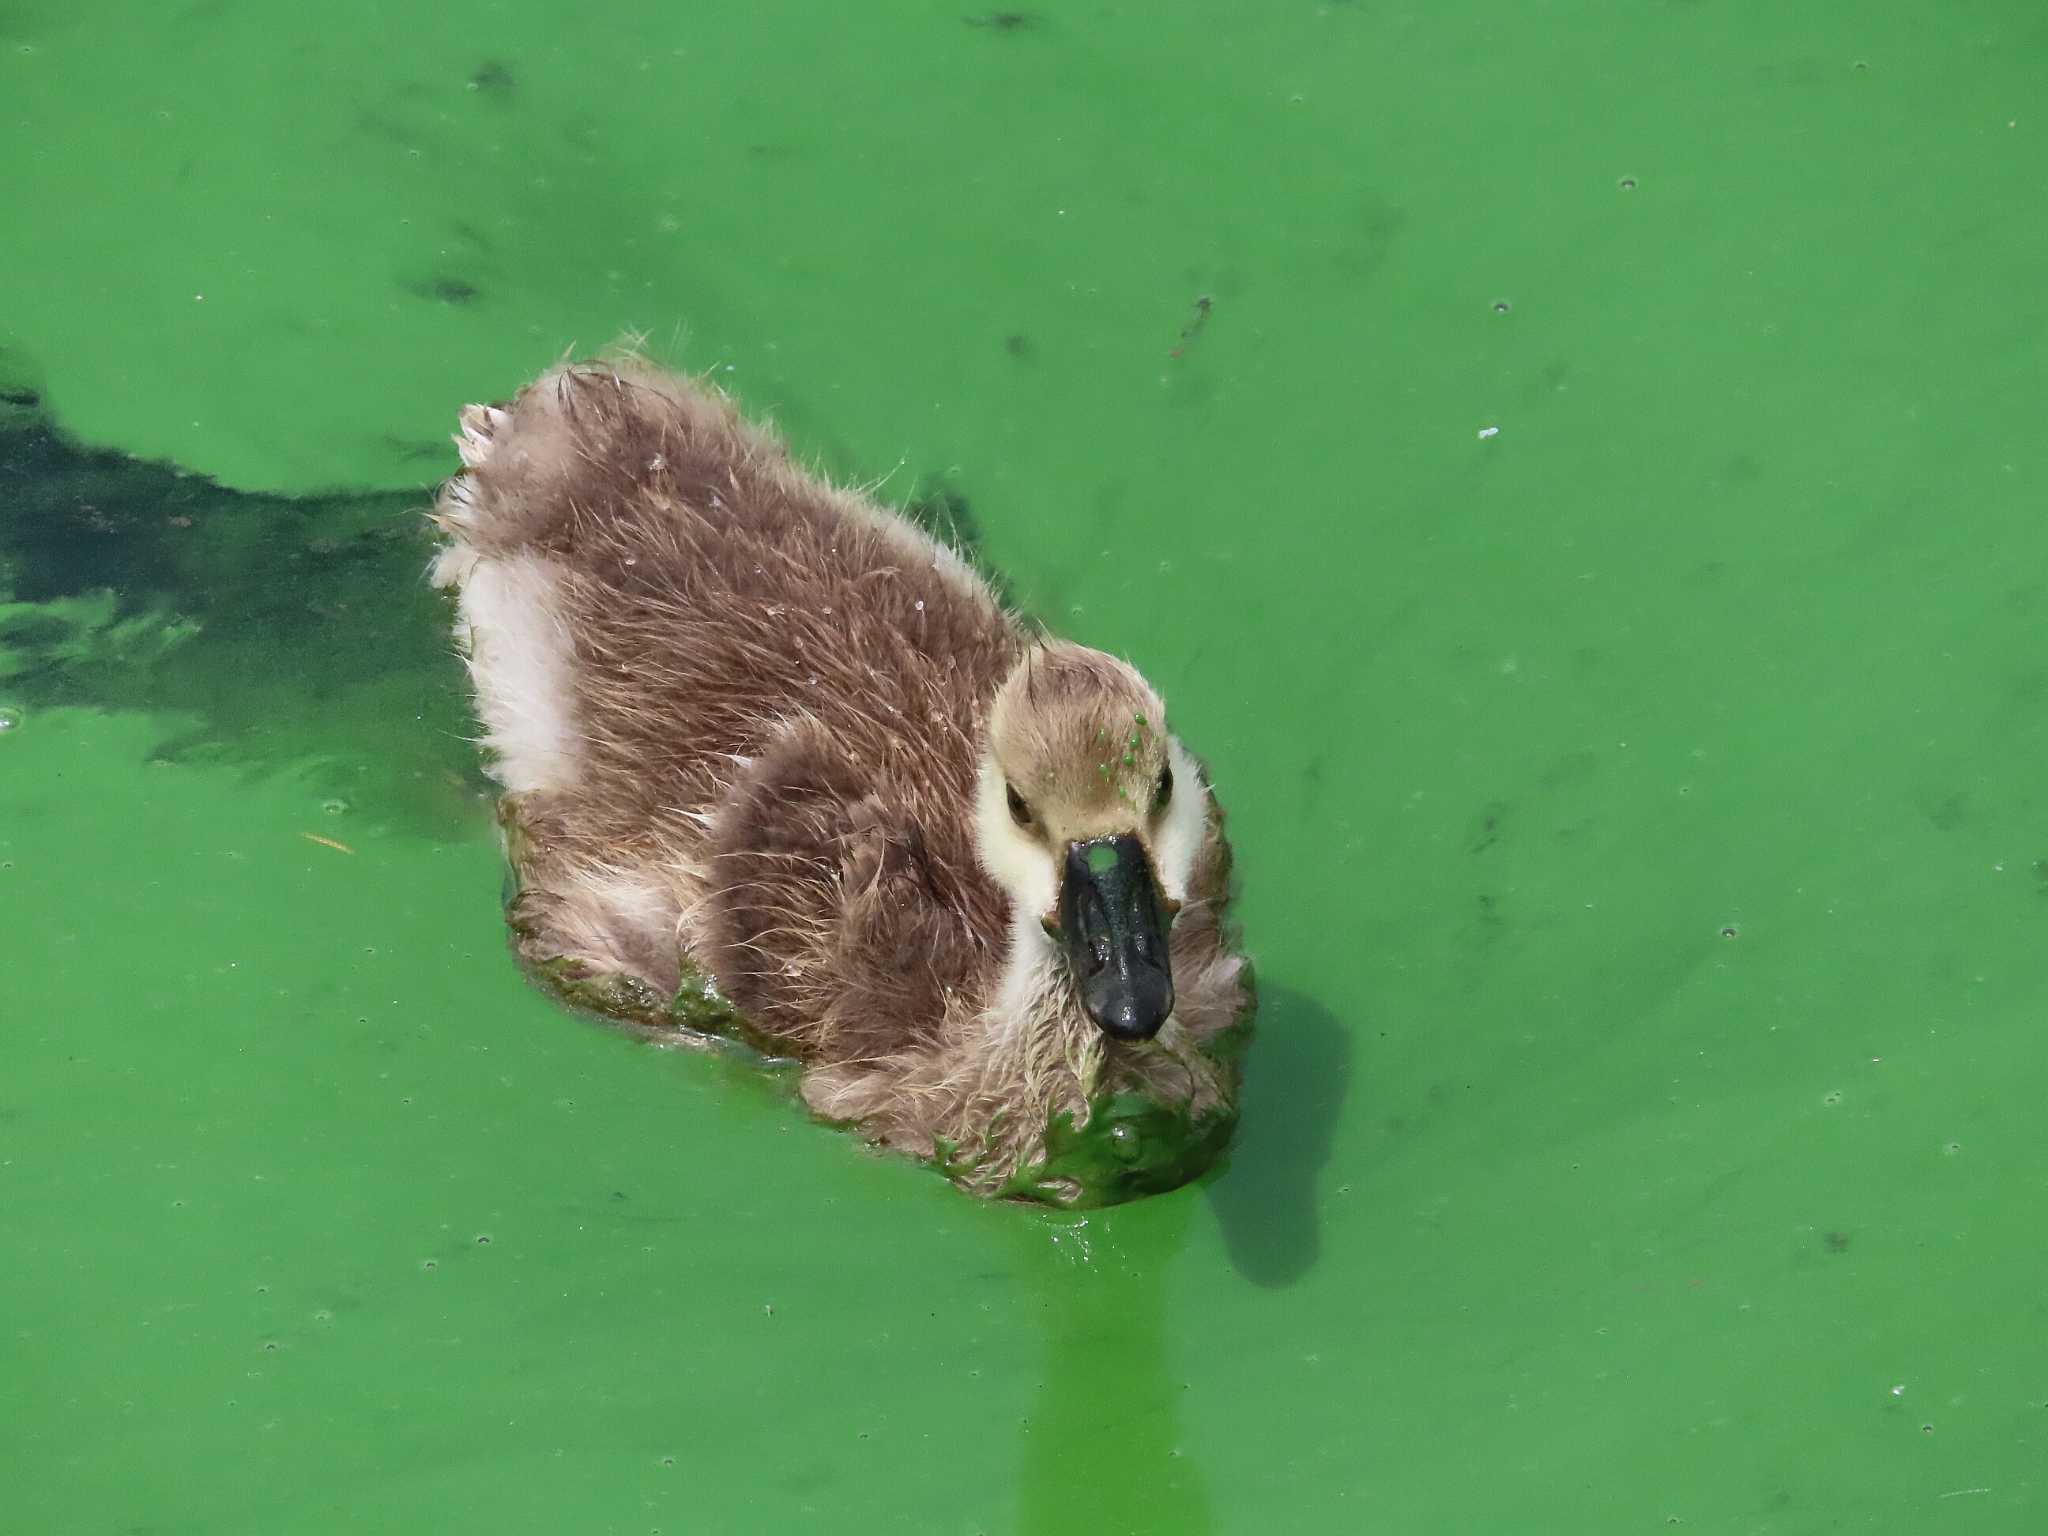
<box><xmin>1720</xmin><ymin>925</ymin><xmax>1740</xmax><ymax>939</ymax></box>
<box><xmin>1822</xmin><ymin>1090</ymin><xmax>1842</xmax><ymax>1106</ymax></box>
<box><xmin>1107</xmin><ymin>1123</ymin><xmax>1143</xmax><ymax>1163</ymax></box>
<box><xmin>1492</xmin><ymin>300</ymin><xmax>1511</xmax><ymax>313</ymax></box>
<box><xmin>321</xmin><ymin>797</ymin><xmax>350</xmax><ymax>816</ymax></box>
<box><xmin>0</xmin><ymin>705</ymin><xmax>21</xmax><ymax>733</ymax></box>
<box><xmin>1619</xmin><ymin>176</ymin><xmax>1638</xmax><ymax>191</ymax></box>
<box><xmin>474</xmin><ymin>1233</ymin><xmax>493</xmax><ymax>1246</ymax></box>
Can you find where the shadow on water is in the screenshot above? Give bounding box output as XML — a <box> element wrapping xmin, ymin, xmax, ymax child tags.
<box><xmin>0</xmin><ymin>379</ymin><xmax>1040</xmax><ymax>847</ymax></box>
<box><xmin>1013</xmin><ymin>1194</ymin><xmax>1212</xmax><ymax>1536</ymax></box>
<box><xmin>0</xmin><ymin>390</ymin><xmax>483</xmax><ymax>835</ymax></box>
<box><xmin>1203</xmin><ymin>982</ymin><xmax>1353</xmax><ymax>1288</ymax></box>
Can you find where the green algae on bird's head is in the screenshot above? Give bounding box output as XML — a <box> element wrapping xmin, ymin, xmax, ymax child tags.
<box><xmin>994</xmin><ymin>1092</ymin><xmax>1238</xmax><ymax>1208</ymax></box>
<box><xmin>992</xmin><ymin>962</ymin><xmax>1257</xmax><ymax>1208</ymax></box>
<box><xmin>927</xmin><ymin>1088</ymin><xmax>1236</xmax><ymax>1209</ymax></box>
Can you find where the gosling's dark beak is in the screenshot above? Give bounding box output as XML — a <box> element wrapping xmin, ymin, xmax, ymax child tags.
<box><xmin>1055</xmin><ymin>834</ymin><xmax>1175</xmax><ymax>1042</ymax></box>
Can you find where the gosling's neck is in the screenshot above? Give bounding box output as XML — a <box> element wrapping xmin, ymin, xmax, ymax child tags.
<box><xmin>986</xmin><ymin>908</ymin><xmax>1105</xmax><ymax>1099</ymax></box>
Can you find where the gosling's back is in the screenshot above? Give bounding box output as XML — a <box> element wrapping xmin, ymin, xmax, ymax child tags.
<box><xmin>432</xmin><ymin>360</ymin><xmax>1023</xmax><ymax>1056</ymax></box>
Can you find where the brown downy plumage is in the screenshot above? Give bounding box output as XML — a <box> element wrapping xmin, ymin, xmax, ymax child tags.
<box><xmin>429</xmin><ymin>354</ymin><xmax>1251</xmax><ymax>1204</ymax></box>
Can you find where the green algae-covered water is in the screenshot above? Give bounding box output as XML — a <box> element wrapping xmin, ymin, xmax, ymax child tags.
<box><xmin>6</xmin><ymin>3</ymin><xmax>2046</xmax><ymax>1529</ymax></box>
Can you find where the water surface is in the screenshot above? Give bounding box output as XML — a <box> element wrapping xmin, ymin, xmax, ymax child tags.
<box><xmin>4</xmin><ymin>2</ymin><xmax>2045</xmax><ymax>1529</ymax></box>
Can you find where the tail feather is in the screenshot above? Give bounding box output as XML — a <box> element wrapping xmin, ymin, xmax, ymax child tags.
<box><xmin>430</xmin><ymin>392</ymin><xmax>582</xmax><ymax>797</ymax></box>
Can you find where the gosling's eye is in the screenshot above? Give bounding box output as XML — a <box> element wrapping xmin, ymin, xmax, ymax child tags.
<box><xmin>1153</xmin><ymin>763</ymin><xmax>1173</xmax><ymax>813</ymax></box>
<box><xmin>1006</xmin><ymin>782</ymin><xmax>1034</xmax><ymax>829</ymax></box>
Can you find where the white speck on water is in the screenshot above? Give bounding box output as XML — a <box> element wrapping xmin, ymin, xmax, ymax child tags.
<box><xmin>1478</xmin><ymin>425</ymin><xmax>1500</xmax><ymax>440</ymax></box>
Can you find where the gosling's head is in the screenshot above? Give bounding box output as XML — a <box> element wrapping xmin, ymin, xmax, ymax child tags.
<box><xmin>975</xmin><ymin>642</ymin><xmax>1210</xmax><ymax>1042</ymax></box>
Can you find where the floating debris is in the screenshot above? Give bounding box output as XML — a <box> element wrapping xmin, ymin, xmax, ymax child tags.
<box><xmin>1169</xmin><ymin>295</ymin><xmax>1213</xmax><ymax>360</ymax></box>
